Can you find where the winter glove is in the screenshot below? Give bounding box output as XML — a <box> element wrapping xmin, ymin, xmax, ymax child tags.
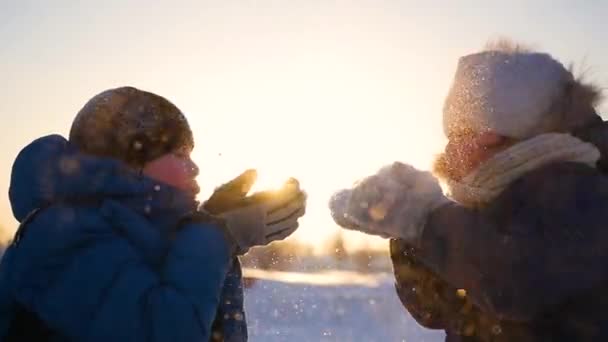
<box><xmin>329</xmin><ymin>162</ymin><xmax>449</xmax><ymax>244</ymax></box>
<box><xmin>219</xmin><ymin>178</ymin><xmax>306</xmax><ymax>254</ymax></box>
<box><xmin>203</xmin><ymin>169</ymin><xmax>259</xmax><ymax>215</ymax></box>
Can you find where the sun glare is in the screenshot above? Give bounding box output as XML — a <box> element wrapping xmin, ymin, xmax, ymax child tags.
<box><xmin>248</xmin><ymin>168</ymin><xmax>296</xmax><ymax>194</ymax></box>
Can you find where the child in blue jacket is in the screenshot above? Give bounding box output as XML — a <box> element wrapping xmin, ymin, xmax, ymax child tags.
<box><xmin>0</xmin><ymin>86</ymin><xmax>306</xmax><ymax>341</ymax></box>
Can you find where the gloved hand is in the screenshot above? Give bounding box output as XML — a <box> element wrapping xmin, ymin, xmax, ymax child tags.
<box><xmin>203</xmin><ymin>169</ymin><xmax>259</xmax><ymax>215</ymax></box>
<box><xmin>219</xmin><ymin>178</ymin><xmax>306</xmax><ymax>254</ymax></box>
<box><xmin>329</xmin><ymin>162</ymin><xmax>449</xmax><ymax>244</ymax></box>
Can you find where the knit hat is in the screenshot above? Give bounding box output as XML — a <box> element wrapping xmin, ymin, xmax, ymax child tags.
<box><xmin>69</xmin><ymin>86</ymin><xmax>194</xmax><ymax>168</ymax></box>
<box><xmin>443</xmin><ymin>50</ymin><xmax>579</xmax><ymax>139</ymax></box>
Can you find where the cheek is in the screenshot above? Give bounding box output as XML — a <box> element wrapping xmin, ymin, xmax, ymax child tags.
<box><xmin>444</xmin><ymin>141</ymin><xmax>484</xmax><ymax>179</ymax></box>
<box><xmin>143</xmin><ymin>159</ymin><xmax>194</xmax><ymax>189</ymax></box>
<box><xmin>445</xmin><ymin>138</ymin><xmax>505</xmax><ymax>179</ymax></box>
<box><xmin>445</xmin><ymin>141</ymin><xmax>469</xmax><ymax>167</ymax></box>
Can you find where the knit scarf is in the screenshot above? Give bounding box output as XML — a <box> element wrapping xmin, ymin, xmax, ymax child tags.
<box><xmin>439</xmin><ymin>133</ymin><xmax>600</xmax><ymax>207</ymax></box>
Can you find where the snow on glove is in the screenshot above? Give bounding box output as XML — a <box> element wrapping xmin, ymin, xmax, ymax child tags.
<box><xmin>329</xmin><ymin>162</ymin><xmax>449</xmax><ymax>244</ymax></box>
<box><xmin>220</xmin><ymin>178</ymin><xmax>307</xmax><ymax>254</ymax></box>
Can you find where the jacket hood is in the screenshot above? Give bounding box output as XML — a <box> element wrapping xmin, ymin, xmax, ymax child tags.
<box><xmin>9</xmin><ymin>135</ymin><xmax>197</xmax><ymax>223</ymax></box>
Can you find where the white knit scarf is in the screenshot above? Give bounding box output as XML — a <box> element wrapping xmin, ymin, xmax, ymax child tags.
<box><xmin>441</xmin><ymin>133</ymin><xmax>600</xmax><ymax>207</ymax></box>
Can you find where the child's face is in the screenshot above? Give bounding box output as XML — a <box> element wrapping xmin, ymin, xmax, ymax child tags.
<box><xmin>444</xmin><ymin>131</ymin><xmax>514</xmax><ymax>179</ymax></box>
<box><xmin>142</xmin><ymin>146</ymin><xmax>200</xmax><ymax>195</ymax></box>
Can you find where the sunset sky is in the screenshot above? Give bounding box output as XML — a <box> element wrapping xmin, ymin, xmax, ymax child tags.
<box><xmin>2</xmin><ymin>0</ymin><xmax>608</xmax><ymax>251</ymax></box>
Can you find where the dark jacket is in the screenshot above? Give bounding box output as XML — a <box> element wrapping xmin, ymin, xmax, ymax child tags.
<box><xmin>391</xmin><ymin>122</ymin><xmax>608</xmax><ymax>341</ymax></box>
<box><xmin>0</xmin><ymin>135</ymin><xmax>247</xmax><ymax>341</ymax></box>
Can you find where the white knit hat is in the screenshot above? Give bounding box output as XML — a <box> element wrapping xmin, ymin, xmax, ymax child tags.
<box><xmin>443</xmin><ymin>50</ymin><xmax>574</xmax><ymax>139</ymax></box>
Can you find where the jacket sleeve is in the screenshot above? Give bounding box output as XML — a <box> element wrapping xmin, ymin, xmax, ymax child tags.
<box><xmin>415</xmin><ymin>162</ymin><xmax>608</xmax><ymax>322</ymax></box>
<box><xmin>390</xmin><ymin>239</ymin><xmax>455</xmax><ymax>329</ymax></box>
<box><xmin>390</xmin><ymin>238</ymin><xmax>489</xmax><ymax>334</ymax></box>
<box><xmin>11</xmin><ymin>206</ymin><xmax>234</xmax><ymax>342</ymax></box>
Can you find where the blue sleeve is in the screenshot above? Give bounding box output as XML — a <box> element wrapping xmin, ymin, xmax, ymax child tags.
<box><xmin>11</xmin><ymin>208</ymin><xmax>233</xmax><ymax>342</ymax></box>
<box><xmin>0</xmin><ymin>246</ymin><xmax>18</xmax><ymax>338</ymax></box>
<box><xmin>417</xmin><ymin>163</ymin><xmax>608</xmax><ymax>321</ymax></box>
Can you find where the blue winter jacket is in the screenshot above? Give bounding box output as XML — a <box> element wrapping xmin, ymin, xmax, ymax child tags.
<box><xmin>0</xmin><ymin>135</ymin><xmax>247</xmax><ymax>341</ymax></box>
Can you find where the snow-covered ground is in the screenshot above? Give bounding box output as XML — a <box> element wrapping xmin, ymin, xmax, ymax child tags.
<box><xmin>243</xmin><ymin>269</ymin><xmax>445</xmax><ymax>342</ymax></box>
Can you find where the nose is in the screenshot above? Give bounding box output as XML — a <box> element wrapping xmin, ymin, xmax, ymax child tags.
<box><xmin>186</xmin><ymin>158</ymin><xmax>199</xmax><ymax>178</ymax></box>
<box><xmin>191</xmin><ymin>162</ymin><xmax>200</xmax><ymax>178</ymax></box>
